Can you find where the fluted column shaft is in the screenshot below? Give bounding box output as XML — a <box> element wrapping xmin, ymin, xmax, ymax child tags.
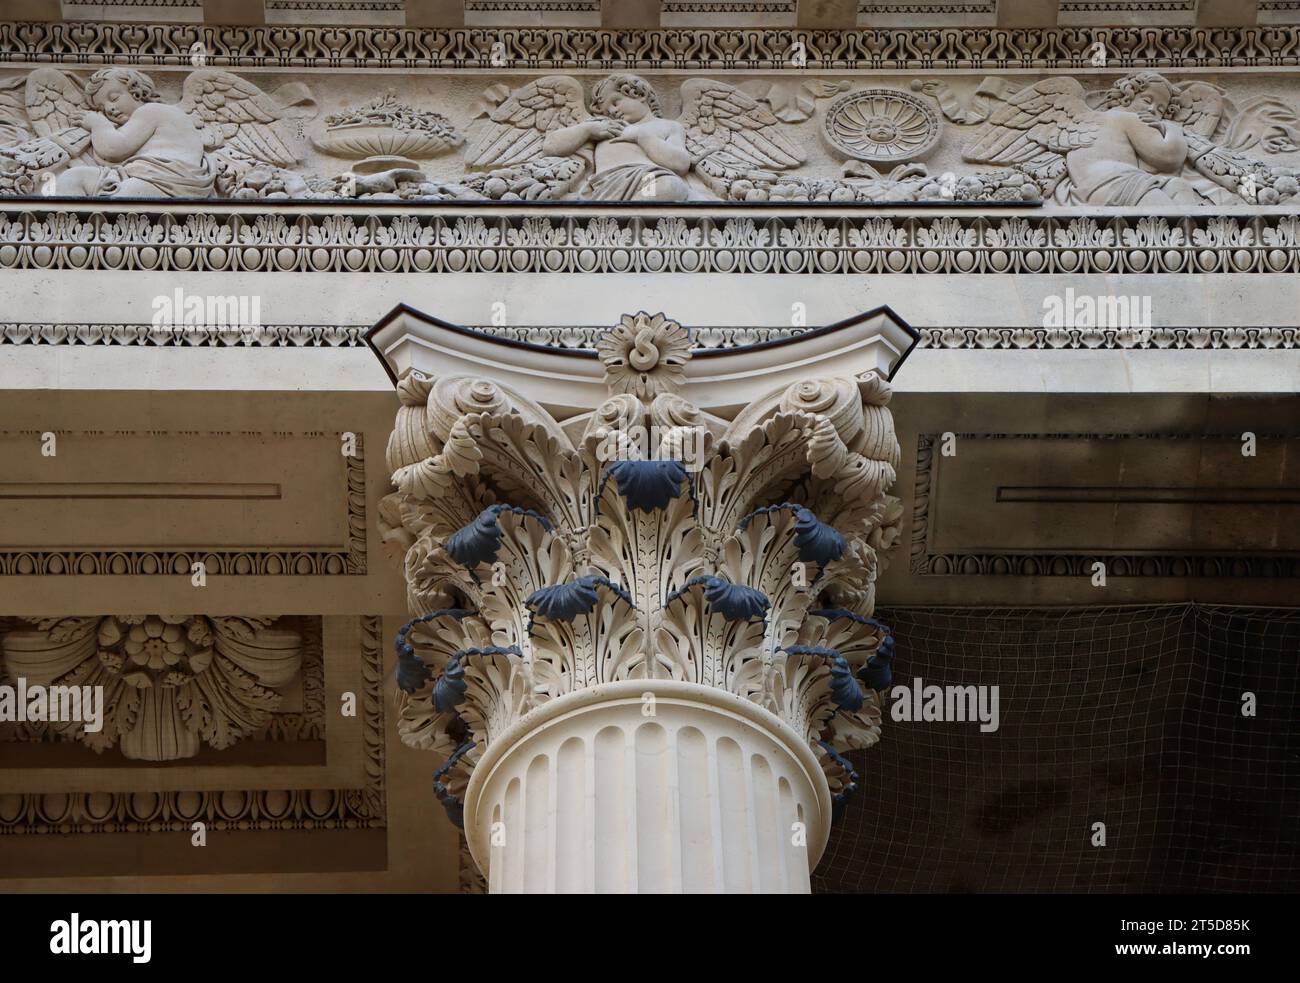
<box><xmin>464</xmin><ymin>680</ymin><xmax>832</xmax><ymax>894</ymax></box>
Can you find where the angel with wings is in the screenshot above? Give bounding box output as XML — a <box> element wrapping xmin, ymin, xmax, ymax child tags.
<box><xmin>964</xmin><ymin>72</ymin><xmax>1215</xmax><ymax>206</ymax></box>
<box><xmin>1</xmin><ymin>67</ymin><xmax>314</xmax><ymax>199</ymax></box>
<box><xmin>464</xmin><ymin>74</ymin><xmax>803</xmax><ymax>201</ymax></box>
<box><xmin>961</xmin><ymin>71</ymin><xmax>1300</xmax><ymax>207</ymax></box>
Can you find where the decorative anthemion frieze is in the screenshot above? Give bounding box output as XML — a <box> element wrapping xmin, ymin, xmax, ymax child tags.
<box><xmin>380</xmin><ymin>311</ymin><xmax>903</xmax><ymax>891</ymax></box>
<box><xmin>5</xmin><ymin>23</ymin><xmax>1300</xmax><ymax>72</ymax></box>
<box><xmin>4</xmin><ymin>207</ymin><xmax>1300</xmax><ymax>275</ymax></box>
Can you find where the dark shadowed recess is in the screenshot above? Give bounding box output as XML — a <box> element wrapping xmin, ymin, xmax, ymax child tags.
<box><xmin>814</xmin><ymin>604</ymin><xmax>1300</xmax><ymax>894</ymax></box>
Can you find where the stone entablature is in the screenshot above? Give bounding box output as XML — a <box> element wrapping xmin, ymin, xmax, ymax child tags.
<box><xmin>0</xmin><ymin>13</ymin><xmax>1296</xmax><ymax>894</ymax></box>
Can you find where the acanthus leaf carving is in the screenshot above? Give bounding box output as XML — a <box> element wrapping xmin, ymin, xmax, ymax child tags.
<box><xmin>0</xmin><ymin>615</ymin><xmax>304</xmax><ymax>761</ymax></box>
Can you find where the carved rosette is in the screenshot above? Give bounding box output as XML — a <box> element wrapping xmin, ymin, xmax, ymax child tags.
<box><xmin>1</xmin><ymin>615</ymin><xmax>302</xmax><ymax>761</ymax></box>
<box><xmin>823</xmin><ymin>89</ymin><xmax>942</xmax><ymax>163</ymax></box>
<box><xmin>381</xmin><ymin>312</ymin><xmax>902</xmax><ymax>888</ymax></box>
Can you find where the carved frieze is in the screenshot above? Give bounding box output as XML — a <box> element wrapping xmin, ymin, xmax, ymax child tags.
<box><xmin>962</xmin><ymin>73</ymin><xmax>1300</xmax><ymax>206</ymax></box>
<box><xmin>823</xmin><ymin>88</ymin><xmax>943</xmax><ymax>165</ymax></box>
<box><xmin>3</xmin><ymin>64</ymin><xmax>1297</xmax><ymax>206</ymax></box>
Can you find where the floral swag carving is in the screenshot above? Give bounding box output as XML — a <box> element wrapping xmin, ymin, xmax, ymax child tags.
<box><xmin>381</xmin><ymin>312</ymin><xmax>903</xmax><ymax>825</ymax></box>
<box><xmin>1</xmin><ymin>615</ymin><xmax>303</xmax><ymax>761</ymax></box>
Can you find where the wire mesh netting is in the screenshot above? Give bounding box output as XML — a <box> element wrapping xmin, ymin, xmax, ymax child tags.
<box><xmin>813</xmin><ymin>604</ymin><xmax>1300</xmax><ymax>894</ymax></box>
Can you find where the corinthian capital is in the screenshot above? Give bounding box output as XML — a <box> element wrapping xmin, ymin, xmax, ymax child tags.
<box><xmin>372</xmin><ymin>306</ymin><xmax>913</xmax><ymax>892</ymax></box>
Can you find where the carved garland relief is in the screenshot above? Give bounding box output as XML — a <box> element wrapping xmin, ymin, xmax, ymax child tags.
<box><xmin>1</xmin><ymin>65</ymin><xmax>1298</xmax><ymax>206</ymax></box>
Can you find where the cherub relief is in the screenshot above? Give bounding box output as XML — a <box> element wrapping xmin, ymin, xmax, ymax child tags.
<box><xmin>61</xmin><ymin>69</ymin><xmax>214</xmax><ymax>197</ymax></box>
<box><xmin>0</xmin><ymin>67</ymin><xmax>316</xmax><ymax>198</ymax></box>
<box><xmin>964</xmin><ymin>71</ymin><xmax>1300</xmax><ymax>206</ymax></box>
<box><xmin>464</xmin><ymin>74</ymin><xmax>803</xmax><ymax>202</ymax></box>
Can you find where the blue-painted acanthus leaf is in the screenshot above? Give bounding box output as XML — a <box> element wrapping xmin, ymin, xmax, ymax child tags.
<box><xmin>431</xmin><ymin>657</ymin><xmax>467</xmax><ymax>713</ymax></box>
<box><xmin>784</xmin><ymin>644</ymin><xmax>864</xmax><ymax>711</ymax></box>
<box><xmin>809</xmin><ymin>609</ymin><xmax>890</xmax><ymax>631</ymax></box>
<box><xmin>446</xmin><ymin>505</ymin><xmax>552</xmax><ymax>568</ymax></box>
<box><xmin>434</xmin><ymin>645</ymin><xmax>522</xmax><ymax>712</ymax></box>
<box><xmin>818</xmin><ymin>740</ymin><xmax>860</xmax><ymax>822</ymax></box>
<box><xmin>604</xmin><ymin>459</ymin><xmax>688</xmax><ymax>513</ymax></box>
<box><xmin>737</xmin><ymin>503</ymin><xmax>845</xmax><ymax>565</ymax></box>
<box><xmin>525</xmin><ymin>575</ymin><xmax>633</xmax><ymax>623</ymax></box>
<box><xmin>859</xmin><ymin>633</ymin><xmax>896</xmax><ymax>691</ymax></box>
<box><xmin>668</xmin><ymin>575</ymin><xmax>769</xmax><ymax>622</ymax></box>
<box><xmin>432</xmin><ymin>740</ymin><xmax>475</xmax><ymax>829</ymax></box>
<box><xmin>393</xmin><ymin>608</ymin><xmax>472</xmax><ymax>694</ymax></box>
<box><xmin>791</xmin><ymin>506</ymin><xmax>846</xmax><ymax>565</ymax></box>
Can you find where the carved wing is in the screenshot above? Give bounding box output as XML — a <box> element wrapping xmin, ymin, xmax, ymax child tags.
<box><xmin>22</xmin><ymin>68</ymin><xmax>92</xmax><ymax>159</ymax></box>
<box><xmin>679</xmin><ymin>78</ymin><xmax>804</xmax><ymax>187</ymax></box>
<box><xmin>0</xmin><ymin>75</ymin><xmax>32</xmax><ymax>145</ymax></box>
<box><xmin>1220</xmin><ymin>95</ymin><xmax>1300</xmax><ymax>153</ymax></box>
<box><xmin>463</xmin><ymin>76</ymin><xmax>590</xmax><ymax>169</ymax></box>
<box><xmin>963</xmin><ymin>77</ymin><xmax>1100</xmax><ymax>192</ymax></box>
<box><xmin>1173</xmin><ymin>81</ymin><xmax>1227</xmax><ymax>139</ymax></box>
<box><xmin>180</xmin><ymin>69</ymin><xmax>315</xmax><ymax>168</ymax></box>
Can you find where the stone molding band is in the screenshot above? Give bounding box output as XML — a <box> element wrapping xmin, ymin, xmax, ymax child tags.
<box><xmin>0</xmin><ymin>429</ymin><xmax>366</xmax><ymax>577</ymax></box>
<box><xmin>3</xmin><ymin>23</ymin><xmax>1300</xmax><ymax>72</ymax></box>
<box><xmin>3</xmin><ymin>208</ymin><xmax>1298</xmax><ymax>275</ymax></box>
<box><xmin>4</xmin><ymin>323</ymin><xmax>1300</xmax><ymax>351</ymax></box>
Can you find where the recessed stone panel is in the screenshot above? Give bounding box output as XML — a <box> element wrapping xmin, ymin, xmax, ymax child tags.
<box><xmin>920</xmin><ymin>433</ymin><xmax>1300</xmax><ymax>561</ymax></box>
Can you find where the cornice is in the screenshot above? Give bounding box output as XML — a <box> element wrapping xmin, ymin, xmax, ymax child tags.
<box><xmin>2</xmin><ymin>21</ymin><xmax>1300</xmax><ymax>71</ymax></box>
